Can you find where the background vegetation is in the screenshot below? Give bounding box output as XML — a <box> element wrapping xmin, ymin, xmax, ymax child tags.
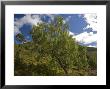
<box><xmin>14</xmin><ymin>16</ymin><xmax>97</xmax><ymax>76</ymax></box>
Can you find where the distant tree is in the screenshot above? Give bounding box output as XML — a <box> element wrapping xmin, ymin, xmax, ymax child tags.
<box><xmin>87</xmin><ymin>52</ymin><xmax>97</xmax><ymax>70</ymax></box>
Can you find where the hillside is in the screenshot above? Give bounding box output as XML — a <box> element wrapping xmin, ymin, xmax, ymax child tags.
<box><xmin>87</xmin><ymin>47</ymin><xmax>97</xmax><ymax>52</ymax></box>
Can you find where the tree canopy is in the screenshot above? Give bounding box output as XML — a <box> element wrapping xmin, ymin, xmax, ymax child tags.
<box><xmin>14</xmin><ymin>16</ymin><xmax>97</xmax><ymax>76</ymax></box>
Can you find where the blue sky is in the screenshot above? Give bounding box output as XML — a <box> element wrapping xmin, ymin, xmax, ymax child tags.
<box><xmin>14</xmin><ymin>14</ymin><xmax>97</xmax><ymax>47</ymax></box>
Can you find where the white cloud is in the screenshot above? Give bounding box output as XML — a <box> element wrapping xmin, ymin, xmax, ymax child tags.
<box><xmin>63</xmin><ymin>15</ymin><xmax>72</xmax><ymax>24</ymax></box>
<box><xmin>14</xmin><ymin>26</ymin><xmax>21</xmax><ymax>35</ymax></box>
<box><xmin>82</xmin><ymin>14</ymin><xmax>97</xmax><ymax>31</ymax></box>
<box><xmin>76</xmin><ymin>14</ymin><xmax>97</xmax><ymax>47</ymax></box>
<box><xmin>14</xmin><ymin>14</ymin><xmax>42</xmax><ymax>35</ymax></box>
<box><xmin>69</xmin><ymin>31</ymin><xmax>74</xmax><ymax>36</ymax></box>
<box><xmin>68</xmin><ymin>31</ymin><xmax>97</xmax><ymax>47</ymax></box>
<box><xmin>66</xmin><ymin>16</ymin><xmax>72</xmax><ymax>22</ymax></box>
<box><xmin>88</xmin><ymin>45</ymin><xmax>97</xmax><ymax>48</ymax></box>
<box><xmin>73</xmin><ymin>31</ymin><xmax>97</xmax><ymax>45</ymax></box>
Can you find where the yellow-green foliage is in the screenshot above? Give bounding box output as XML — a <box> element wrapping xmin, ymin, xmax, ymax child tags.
<box><xmin>14</xmin><ymin>16</ymin><xmax>97</xmax><ymax>76</ymax></box>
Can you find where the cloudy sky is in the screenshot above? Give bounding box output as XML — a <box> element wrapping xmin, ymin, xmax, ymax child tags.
<box><xmin>14</xmin><ymin>14</ymin><xmax>97</xmax><ymax>48</ymax></box>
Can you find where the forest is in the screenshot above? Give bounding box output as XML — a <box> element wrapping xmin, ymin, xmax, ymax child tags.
<box><xmin>14</xmin><ymin>16</ymin><xmax>97</xmax><ymax>76</ymax></box>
